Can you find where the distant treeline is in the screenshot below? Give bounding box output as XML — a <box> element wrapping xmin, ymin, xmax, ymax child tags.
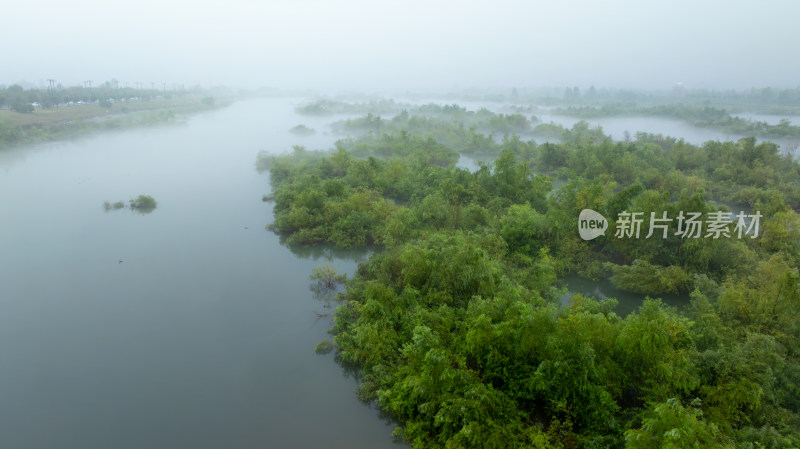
<box><xmin>554</xmin><ymin>104</ymin><xmax>800</xmax><ymax>139</ymax></box>
<box><xmin>0</xmin><ymin>81</ymin><xmax>223</xmax><ymax>149</ymax></box>
<box><xmin>296</xmin><ymin>97</ymin><xmax>800</xmax><ymax>145</ymax></box>
<box><xmin>0</xmin><ymin>81</ymin><xmax>198</xmax><ymax>112</ymax></box>
<box><xmin>555</xmin><ymin>86</ymin><xmax>800</xmax><ymax>105</ymax></box>
<box><xmin>295</xmin><ymin>98</ymin><xmax>405</xmax><ymax>116</ymax></box>
<box><xmin>297</xmin><ymin>86</ymin><xmax>800</xmax><ymax>110</ymax></box>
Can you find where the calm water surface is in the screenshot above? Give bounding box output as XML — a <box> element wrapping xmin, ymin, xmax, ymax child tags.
<box><xmin>0</xmin><ymin>98</ymin><xmax>403</xmax><ymax>449</ymax></box>
<box><xmin>560</xmin><ymin>276</ymin><xmax>689</xmax><ymax>317</ymax></box>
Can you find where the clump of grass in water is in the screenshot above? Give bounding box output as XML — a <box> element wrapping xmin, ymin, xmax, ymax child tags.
<box><xmin>129</xmin><ymin>194</ymin><xmax>157</xmax><ymax>211</ymax></box>
<box><xmin>315</xmin><ymin>340</ymin><xmax>334</xmax><ymax>354</ymax></box>
<box><xmin>102</xmin><ymin>195</ymin><xmax>157</xmax><ymax>214</ymax></box>
<box><xmin>103</xmin><ymin>200</ymin><xmax>127</xmax><ymax>211</ymax></box>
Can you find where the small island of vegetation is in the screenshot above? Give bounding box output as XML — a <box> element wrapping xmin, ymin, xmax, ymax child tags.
<box><xmin>104</xmin><ymin>194</ymin><xmax>158</xmax><ymax>214</ymax></box>
<box><xmin>289</xmin><ymin>124</ymin><xmax>316</xmax><ymax>136</ymax></box>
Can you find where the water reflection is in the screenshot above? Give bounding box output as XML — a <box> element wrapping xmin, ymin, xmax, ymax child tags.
<box><xmin>560</xmin><ymin>275</ymin><xmax>689</xmax><ymax>317</ymax></box>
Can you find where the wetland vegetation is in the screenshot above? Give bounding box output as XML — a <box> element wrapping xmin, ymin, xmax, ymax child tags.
<box><xmin>103</xmin><ymin>195</ymin><xmax>158</xmax><ymax>213</ymax></box>
<box><xmin>264</xmin><ymin>98</ymin><xmax>800</xmax><ymax>448</ymax></box>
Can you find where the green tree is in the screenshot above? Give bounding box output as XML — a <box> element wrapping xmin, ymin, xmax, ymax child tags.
<box><xmin>625</xmin><ymin>398</ymin><xmax>733</xmax><ymax>449</ymax></box>
<box><xmin>130</xmin><ymin>195</ymin><xmax>157</xmax><ymax>211</ymax></box>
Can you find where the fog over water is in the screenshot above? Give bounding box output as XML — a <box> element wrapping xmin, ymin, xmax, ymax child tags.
<box><xmin>2</xmin><ymin>92</ymin><xmax>750</xmax><ymax>447</ymax></box>
<box><xmin>2</xmin><ymin>1</ymin><xmax>800</xmax><ymax>447</ymax></box>
<box><xmin>2</xmin><ymin>0</ymin><xmax>799</xmax><ymax>91</ymax></box>
<box><xmin>0</xmin><ymin>99</ymin><xmax>403</xmax><ymax>449</ymax></box>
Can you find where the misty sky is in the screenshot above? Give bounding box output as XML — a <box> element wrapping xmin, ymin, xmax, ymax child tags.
<box><xmin>3</xmin><ymin>0</ymin><xmax>798</xmax><ymax>91</ymax></box>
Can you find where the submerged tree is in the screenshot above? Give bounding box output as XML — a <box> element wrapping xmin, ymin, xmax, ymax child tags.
<box><xmin>310</xmin><ymin>264</ymin><xmax>347</xmax><ymax>290</ymax></box>
<box><xmin>309</xmin><ymin>264</ymin><xmax>348</xmax><ymax>307</ymax></box>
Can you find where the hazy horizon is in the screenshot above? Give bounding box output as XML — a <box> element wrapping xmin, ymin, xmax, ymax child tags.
<box><xmin>3</xmin><ymin>0</ymin><xmax>799</xmax><ymax>92</ymax></box>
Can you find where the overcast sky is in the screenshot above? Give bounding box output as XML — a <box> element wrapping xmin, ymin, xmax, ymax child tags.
<box><xmin>2</xmin><ymin>0</ymin><xmax>798</xmax><ymax>91</ymax></box>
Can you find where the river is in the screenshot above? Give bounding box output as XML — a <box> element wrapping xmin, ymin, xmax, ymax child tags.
<box><xmin>1</xmin><ymin>96</ymin><xmax>771</xmax><ymax>447</ymax></box>
<box><xmin>0</xmin><ymin>98</ymin><xmax>402</xmax><ymax>449</ymax></box>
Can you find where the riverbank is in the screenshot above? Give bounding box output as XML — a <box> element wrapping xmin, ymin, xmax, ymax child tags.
<box><xmin>0</xmin><ymin>94</ymin><xmax>235</xmax><ymax>149</ymax></box>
